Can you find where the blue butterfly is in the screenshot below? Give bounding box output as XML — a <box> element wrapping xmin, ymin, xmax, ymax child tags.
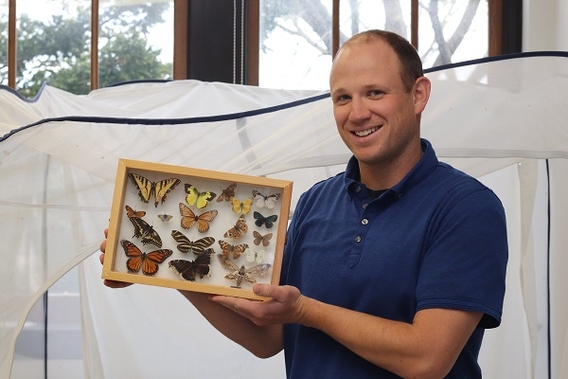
<box><xmin>253</xmin><ymin>211</ymin><xmax>278</xmax><ymax>229</ymax></box>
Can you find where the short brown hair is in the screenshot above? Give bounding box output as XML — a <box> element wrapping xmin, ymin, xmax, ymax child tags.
<box><xmin>335</xmin><ymin>30</ymin><xmax>423</xmax><ymax>92</ymax></box>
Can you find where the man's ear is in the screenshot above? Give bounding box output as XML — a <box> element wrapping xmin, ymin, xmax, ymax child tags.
<box><xmin>413</xmin><ymin>76</ymin><xmax>431</xmax><ymax>115</ymax></box>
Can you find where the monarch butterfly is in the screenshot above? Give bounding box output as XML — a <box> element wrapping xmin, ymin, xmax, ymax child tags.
<box><xmin>253</xmin><ymin>211</ymin><xmax>278</xmax><ymax>229</ymax></box>
<box><xmin>169</xmin><ymin>250</ymin><xmax>214</xmax><ymax>281</ymax></box>
<box><xmin>128</xmin><ymin>172</ymin><xmax>181</xmax><ymax>207</ymax></box>
<box><xmin>121</xmin><ymin>240</ymin><xmax>172</xmax><ymax>276</ymax></box>
<box><xmin>252</xmin><ymin>190</ymin><xmax>281</xmax><ymax>210</ymax></box>
<box><xmin>218</xmin><ymin>240</ymin><xmax>249</xmax><ymax>259</ymax></box>
<box><xmin>170</xmin><ymin>229</ymin><xmax>215</xmax><ymax>254</ymax></box>
<box><xmin>179</xmin><ymin>203</ymin><xmax>218</xmax><ymax>233</ymax></box>
<box><xmin>223</xmin><ymin>214</ymin><xmax>248</xmax><ymax>239</ymax></box>
<box><xmin>217</xmin><ymin>254</ymin><xmax>272</xmax><ymax>288</ymax></box>
<box><xmin>217</xmin><ymin>182</ymin><xmax>237</xmax><ymax>203</ymax></box>
<box><xmin>125</xmin><ymin>205</ymin><xmax>146</xmax><ymax>219</ymax></box>
<box><xmin>231</xmin><ymin>197</ymin><xmax>254</xmax><ymax>214</ymax></box>
<box><xmin>185</xmin><ymin>184</ymin><xmax>216</xmax><ymax>209</ymax></box>
<box><xmin>245</xmin><ymin>247</ymin><xmax>265</xmax><ymax>264</ymax></box>
<box><xmin>253</xmin><ymin>231</ymin><xmax>273</xmax><ymax>247</ymax></box>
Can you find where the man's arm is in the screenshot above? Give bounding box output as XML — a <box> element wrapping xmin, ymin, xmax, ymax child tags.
<box><xmin>213</xmin><ymin>284</ymin><xmax>482</xmax><ymax>379</ymax></box>
<box><xmin>99</xmin><ymin>229</ymin><xmax>284</xmax><ymax>358</ymax></box>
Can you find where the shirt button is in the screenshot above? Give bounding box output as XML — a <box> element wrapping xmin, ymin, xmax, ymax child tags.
<box><xmin>355</xmin><ymin>186</ymin><xmax>362</xmax><ymax>193</ymax></box>
<box><xmin>361</xmin><ymin>219</ymin><xmax>368</xmax><ymax>225</ymax></box>
<box><xmin>362</xmin><ymin>203</ymin><xmax>368</xmax><ymax>209</ymax></box>
<box><xmin>355</xmin><ymin>236</ymin><xmax>362</xmax><ymax>243</ymax></box>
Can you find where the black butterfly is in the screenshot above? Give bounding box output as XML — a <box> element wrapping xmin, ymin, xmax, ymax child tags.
<box><xmin>253</xmin><ymin>211</ymin><xmax>278</xmax><ymax>229</ymax></box>
<box><xmin>126</xmin><ymin>205</ymin><xmax>162</xmax><ymax>247</ymax></box>
<box><xmin>170</xmin><ymin>230</ymin><xmax>215</xmax><ymax>255</ymax></box>
<box><xmin>169</xmin><ymin>249</ymin><xmax>214</xmax><ymax>281</ymax></box>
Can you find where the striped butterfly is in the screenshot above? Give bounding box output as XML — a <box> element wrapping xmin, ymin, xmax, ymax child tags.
<box><xmin>170</xmin><ymin>229</ymin><xmax>215</xmax><ymax>255</ymax></box>
<box><xmin>121</xmin><ymin>240</ymin><xmax>172</xmax><ymax>276</ymax></box>
<box><xmin>128</xmin><ymin>172</ymin><xmax>181</xmax><ymax>207</ymax></box>
<box><xmin>125</xmin><ymin>205</ymin><xmax>162</xmax><ymax>247</ymax></box>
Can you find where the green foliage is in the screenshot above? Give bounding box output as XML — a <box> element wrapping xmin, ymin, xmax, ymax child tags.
<box><xmin>5</xmin><ymin>2</ymin><xmax>171</xmax><ymax>98</ymax></box>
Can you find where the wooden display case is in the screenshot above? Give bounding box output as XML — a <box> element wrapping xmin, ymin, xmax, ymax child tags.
<box><xmin>102</xmin><ymin>158</ymin><xmax>293</xmax><ymax>300</ymax></box>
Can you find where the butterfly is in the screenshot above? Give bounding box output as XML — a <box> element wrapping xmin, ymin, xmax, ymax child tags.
<box><xmin>245</xmin><ymin>247</ymin><xmax>265</xmax><ymax>264</ymax></box>
<box><xmin>185</xmin><ymin>184</ymin><xmax>216</xmax><ymax>209</ymax></box>
<box><xmin>252</xmin><ymin>190</ymin><xmax>281</xmax><ymax>209</ymax></box>
<box><xmin>125</xmin><ymin>205</ymin><xmax>146</xmax><ymax>219</ymax></box>
<box><xmin>170</xmin><ymin>229</ymin><xmax>215</xmax><ymax>254</ymax></box>
<box><xmin>217</xmin><ymin>182</ymin><xmax>237</xmax><ymax>203</ymax></box>
<box><xmin>218</xmin><ymin>240</ymin><xmax>249</xmax><ymax>259</ymax></box>
<box><xmin>127</xmin><ymin>216</ymin><xmax>162</xmax><ymax>247</ymax></box>
<box><xmin>253</xmin><ymin>231</ymin><xmax>273</xmax><ymax>247</ymax></box>
<box><xmin>157</xmin><ymin>213</ymin><xmax>173</xmax><ymax>222</ymax></box>
<box><xmin>168</xmin><ymin>249</ymin><xmax>214</xmax><ymax>281</ymax></box>
<box><xmin>223</xmin><ymin>214</ymin><xmax>248</xmax><ymax>239</ymax></box>
<box><xmin>128</xmin><ymin>172</ymin><xmax>181</xmax><ymax>207</ymax></box>
<box><xmin>179</xmin><ymin>203</ymin><xmax>218</xmax><ymax>233</ymax></box>
<box><xmin>121</xmin><ymin>239</ymin><xmax>172</xmax><ymax>276</ymax></box>
<box><xmin>217</xmin><ymin>254</ymin><xmax>272</xmax><ymax>288</ymax></box>
<box><xmin>253</xmin><ymin>211</ymin><xmax>278</xmax><ymax>229</ymax></box>
<box><xmin>231</xmin><ymin>197</ymin><xmax>254</xmax><ymax>214</ymax></box>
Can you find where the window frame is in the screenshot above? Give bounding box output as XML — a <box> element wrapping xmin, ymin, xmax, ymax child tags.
<box><xmin>4</xmin><ymin>0</ymin><xmax>510</xmax><ymax>90</ymax></box>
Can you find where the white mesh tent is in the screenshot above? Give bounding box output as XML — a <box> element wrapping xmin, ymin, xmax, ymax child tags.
<box><xmin>1</xmin><ymin>53</ymin><xmax>568</xmax><ymax>378</ymax></box>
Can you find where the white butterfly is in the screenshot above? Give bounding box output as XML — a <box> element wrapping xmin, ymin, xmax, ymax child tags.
<box><xmin>252</xmin><ymin>190</ymin><xmax>281</xmax><ymax>209</ymax></box>
<box><xmin>245</xmin><ymin>247</ymin><xmax>265</xmax><ymax>264</ymax></box>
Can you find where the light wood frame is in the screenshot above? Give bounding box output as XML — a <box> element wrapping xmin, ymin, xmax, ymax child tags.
<box><xmin>102</xmin><ymin>158</ymin><xmax>293</xmax><ymax>300</ymax></box>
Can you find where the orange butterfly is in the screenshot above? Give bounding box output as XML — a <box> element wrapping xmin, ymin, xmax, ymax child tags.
<box><xmin>125</xmin><ymin>205</ymin><xmax>146</xmax><ymax>219</ymax></box>
<box><xmin>179</xmin><ymin>203</ymin><xmax>218</xmax><ymax>233</ymax></box>
<box><xmin>218</xmin><ymin>240</ymin><xmax>249</xmax><ymax>259</ymax></box>
<box><xmin>120</xmin><ymin>240</ymin><xmax>172</xmax><ymax>276</ymax></box>
<box><xmin>223</xmin><ymin>214</ymin><xmax>248</xmax><ymax>239</ymax></box>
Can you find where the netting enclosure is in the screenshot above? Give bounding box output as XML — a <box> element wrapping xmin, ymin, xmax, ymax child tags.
<box><xmin>1</xmin><ymin>53</ymin><xmax>568</xmax><ymax>378</ymax></box>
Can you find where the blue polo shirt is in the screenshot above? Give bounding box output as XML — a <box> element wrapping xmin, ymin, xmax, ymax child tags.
<box><xmin>280</xmin><ymin>139</ymin><xmax>508</xmax><ymax>378</ymax></box>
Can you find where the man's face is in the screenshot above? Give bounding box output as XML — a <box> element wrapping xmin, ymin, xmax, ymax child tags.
<box><xmin>329</xmin><ymin>39</ymin><xmax>428</xmax><ymax>175</ymax></box>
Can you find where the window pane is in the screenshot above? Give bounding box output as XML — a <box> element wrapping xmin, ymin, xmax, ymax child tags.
<box><xmin>0</xmin><ymin>0</ymin><xmax>7</xmax><ymax>86</ymax></box>
<box><xmin>14</xmin><ymin>0</ymin><xmax>91</xmax><ymax>97</ymax></box>
<box><xmin>259</xmin><ymin>0</ymin><xmax>333</xmax><ymax>90</ymax></box>
<box><xmin>339</xmin><ymin>0</ymin><xmax>411</xmax><ymax>43</ymax></box>
<box><xmin>418</xmin><ymin>0</ymin><xmax>488</xmax><ymax>68</ymax></box>
<box><xmin>98</xmin><ymin>0</ymin><xmax>173</xmax><ymax>88</ymax></box>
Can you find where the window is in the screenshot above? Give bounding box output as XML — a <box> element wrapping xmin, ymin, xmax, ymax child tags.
<box><xmin>1</xmin><ymin>0</ymin><xmax>173</xmax><ymax>97</ymax></box>
<box><xmin>2</xmin><ymin>0</ymin><xmax>510</xmax><ymax>96</ymax></box>
<box><xmin>258</xmin><ymin>0</ymin><xmax>493</xmax><ymax>90</ymax></box>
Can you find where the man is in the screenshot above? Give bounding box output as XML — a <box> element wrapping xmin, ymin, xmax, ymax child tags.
<box><xmin>101</xmin><ymin>30</ymin><xmax>508</xmax><ymax>378</ymax></box>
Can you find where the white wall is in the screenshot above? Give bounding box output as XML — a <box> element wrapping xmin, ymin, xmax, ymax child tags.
<box><xmin>523</xmin><ymin>0</ymin><xmax>568</xmax><ymax>51</ymax></box>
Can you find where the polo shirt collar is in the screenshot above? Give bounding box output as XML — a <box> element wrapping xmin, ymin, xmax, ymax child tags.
<box><xmin>344</xmin><ymin>138</ymin><xmax>439</xmax><ymax>198</ymax></box>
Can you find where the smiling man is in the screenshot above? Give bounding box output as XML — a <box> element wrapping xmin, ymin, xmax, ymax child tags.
<box><xmin>101</xmin><ymin>30</ymin><xmax>508</xmax><ymax>379</ymax></box>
